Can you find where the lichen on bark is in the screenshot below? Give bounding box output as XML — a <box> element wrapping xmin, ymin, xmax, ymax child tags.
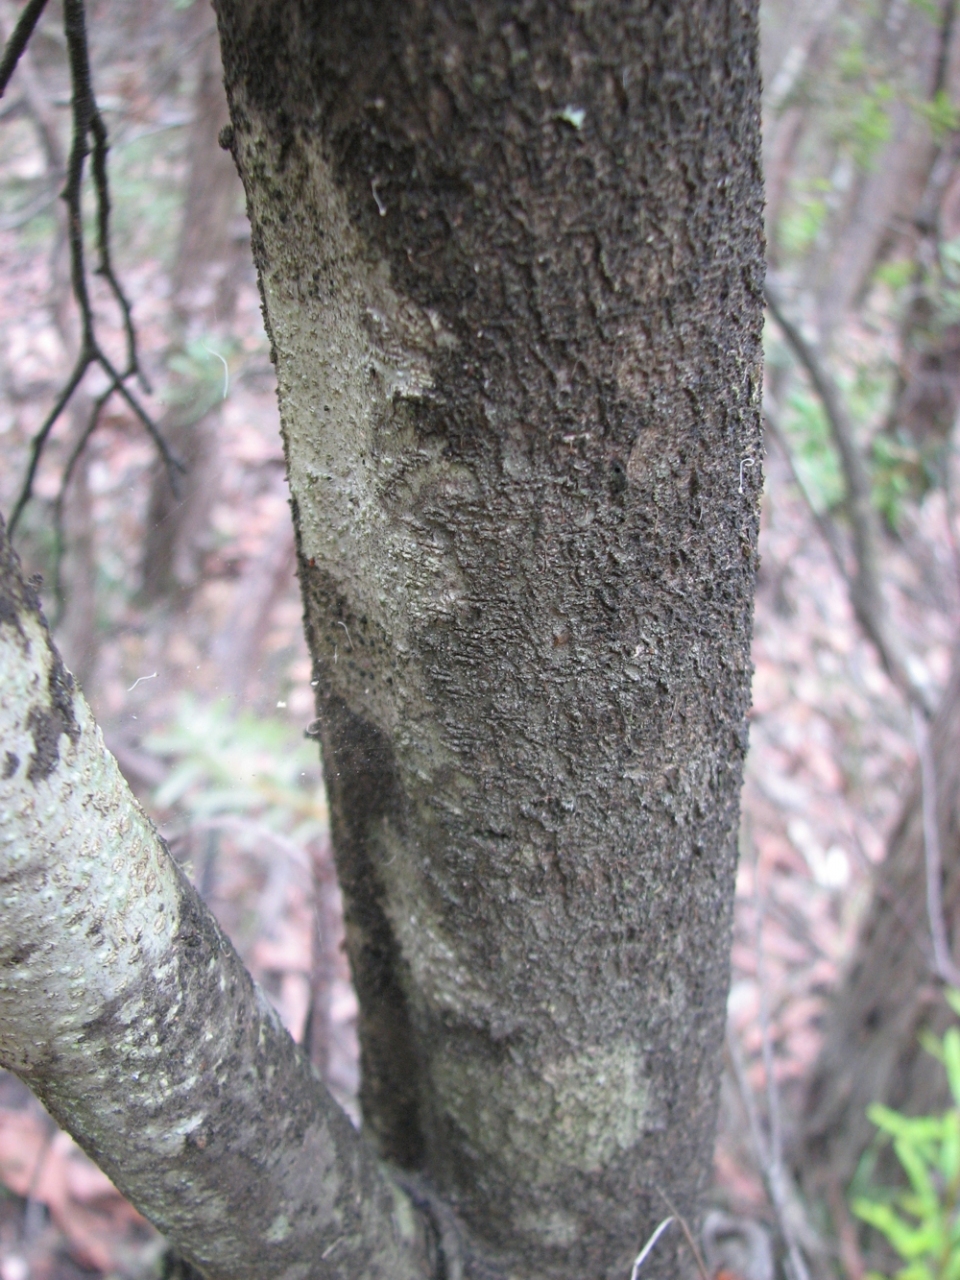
<box><xmin>0</xmin><ymin>516</ymin><xmax>433</xmax><ymax>1280</ymax></box>
<box><xmin>215</xmin><ymin>2</ymin><xmax>766</xmax><ymax>1276</ymax></box>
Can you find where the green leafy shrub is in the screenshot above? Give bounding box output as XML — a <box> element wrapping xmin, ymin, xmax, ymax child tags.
<box><xmin>146</xmin><ymin>696</ymin><xmax>326</xmax><ymax>844</ymax></box>
<box><xmin>851</xmin><ymin>990</ymin><xmax>960</xmax><ymax>1280</ymax></box>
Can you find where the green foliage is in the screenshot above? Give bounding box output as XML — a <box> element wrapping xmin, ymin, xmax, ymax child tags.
<box><xmin>871</xmin><ymin>434</ymin><xmax>930</xmax><ymax>531</ymax></box>
<box><xmin>164</xmin><ymin>336</ymin><xmax>236</xmax><ymax>419</ymax></box>
<box><xmin>874</xmin><ymin>259</ymin><xmax>916</xmax><ymax>295</ymax></box>
<box><xmin>852</xmin><ymin>995</ymin><xmax>960</xmax><ymax>1279</ymax></box>
<box><xmin>920</xmin><ymin>90</ymin><xmax>960</xmax><ymax>142</ymax></box>
<box><xmin>778</xmin><ymin>194</ymin><xmax>829</xmax><ymax>259</ymax></box>
<box><xmin>780</xmin><ymin>383</ymin><xmax>845</xmax><ymax>513</ymax></box>
<box><xmin>145</xmin><ymin>697</ymin><xmax>326</xmax><ymax>846</ymax></box>
<box><xmin>850</xmin><ymin>84</ymin><xmax>894</xmax><ymax>169</ymax></box>
<box><xmin>96</xmin><ymin>129</ymin><xmax>186</xmax><ymax>268</ymax></box>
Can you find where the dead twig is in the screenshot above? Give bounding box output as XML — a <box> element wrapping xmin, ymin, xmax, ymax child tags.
<box><xmin>765</xmin><ymin>290</ymin><xmax>960</xmax><ymax>1000</ymax></box>
<box><xmin>657</xmin><ymin>1191</ymin><xmax>710</xmax><ymax>1280</ymax></box>
<box><xmin>628</xmin><ymin>1216</ymin><xmax>674</xmax><ymax>1280</ymax></box>
<box><xmin>0</xmin><ymin>0</ymin><xmax>47</xmax><ymax>98</ymax></box>
<box><xmin>764</xmin><ymin>282</ymin><xmax>932</xmax><ymax>715</ymax></box>
<box><xmin>726</xmin><ymin>829</ymin><xmax>829</xmax><ymax>1280</ymax></box>
<box><xmin>912</xmin><ymin>703</ymin><xmax>960</xmax><ymax>988</ymax></box>
<box><xmin>5</xmin><ymin>0</ymin><xmax>182</xmax><ymax>538</ymax></box>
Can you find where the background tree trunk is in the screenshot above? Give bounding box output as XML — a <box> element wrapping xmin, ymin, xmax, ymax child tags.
<box><xmin>140</xmin><ymin>19</ymin><xmax>245</xmax><ymax>607</ymax></box>
<box><xmin>215</xmin><ymin>2</ymin><xmax>765</xmax><ymax>1277</ymax></box>
<box><xmin>799</xmin><ymin>660</ymin><xmax>960</xmax><ymax>1204</ymax></box>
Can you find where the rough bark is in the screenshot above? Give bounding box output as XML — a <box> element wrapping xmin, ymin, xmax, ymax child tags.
<box><xmin>215</xmin><ymin>3</ymin><xmax>765</xmax><ymax>1277</ymax></box>
<box><xmin>799</xmin><ymin>662</ymin><xmax>960</xmax><ymax>1203</ymax></box>
<box><xmin>0</xmin><ymin>515</ymin><xmax>434</xmax><ymax>1280</ymax></box>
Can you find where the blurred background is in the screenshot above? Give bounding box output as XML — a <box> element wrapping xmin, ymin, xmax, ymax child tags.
<box><xmin>0</xmin><ymin>1</ymin><xmax>957</xmax><ymax>1277</ymax></box>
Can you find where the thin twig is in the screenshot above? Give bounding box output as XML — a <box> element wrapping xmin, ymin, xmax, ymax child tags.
<box><xmin>0</xmin><ymin>0</ymin><xmax>48</xmax><ymax>97</ymax></box>
<box><xmin>766</xmin><ymin>287</ymin><xmax>960</xmax><ymax>999</ymax></box>
<box><xmin>49</xmin><ymin>384</ymin><xmax>112</xmax><ymax>620</ymax></box>
<box><xmin>764</xmin><ymin>282</ymin><xmax>933</xmax><ymax>715</ymax></box>
<box><xmin>110</xmin><ymin>369</ymin><xmax>178</xmax><ymax>475</ymax></box>
<box><xmin>89</xmin><ymin>101</ymin><xmax>144</xmax><ymax>386</ymax></box>
<box><xmin>657</xmin><ymin>1191</ymin><xmax>710</xmax><ymax>1280</ymax></box>
<box><xmin>629</xmin><ymin>1217</ymin><xmax>674</xmax><ymax>1280</ymax></box>
<box><xmin>8</xmin><ymin>353</ymin><xmax>89</xmax><ymax>533</ymax></box>
<box><xmin>727</xmin><ymin>1025</ymin><xmax>817</xmax><ymax>1280</ymax></box>
<box><xmin>763</xmin><ymin>405</ymin><xmax>850</xmax><ymax>586</ymax></box>
<box><xmin>912</xmin><ymin>704</ymin><xmax>960</xmax><ymax>988</ymax></box>
<box><xmin>5</xmin><ymin>0</ymin><xmax>181</xmax><ymax>537</ymax></box>
<box><xmin>0</xmin><ymin>3</ymin><xmax>63</xmax><ymax>171</ymax></box>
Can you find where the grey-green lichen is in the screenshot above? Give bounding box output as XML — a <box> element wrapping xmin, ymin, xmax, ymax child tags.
<box><xmin>430</xmin><ymin>1039</ymin><xmax>649</xmax><ymax>1188</ymax></box>
<box><xmin>0</xmin><ymin>527</ymin><xmax>433</xmax><ymax>1280</ymax></box>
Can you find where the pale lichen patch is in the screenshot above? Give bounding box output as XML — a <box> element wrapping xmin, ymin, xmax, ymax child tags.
<box><xmin>430</xmin><ymin>1040</ymin><xmax>649</xmax><ymax>1187</ymax></box>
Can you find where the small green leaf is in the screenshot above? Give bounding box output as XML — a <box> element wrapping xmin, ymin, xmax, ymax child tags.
<box><xmin>944</xmin><ymin>1029</ymin><xmax>960</xmax><ymax>1108</ymax></box>
<box><xmin>939</xmin><ymin>1111</ymin><xmax>960</xmax><ymax>1184</ymax></box>
<box><xmin>895</xmin><ymin>1138</ymin><xmax>937</xmax><ymax>1211</ymax></box>
<box><xmin>920</xmin><ymin>1030</ymin><xmax>946</xmax><ymax>1065</ymax></box>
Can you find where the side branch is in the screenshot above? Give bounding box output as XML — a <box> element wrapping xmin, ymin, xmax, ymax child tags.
<box><xmin>764</xmin><ymin>282</ymin><xmax>932</xmax><ymax>714</ymax></box>
<box><xmin>0</xmin><ymin>0</ymin><xmax>48</xmax><ymax>97</ymax></box>
<box><xmin>0</xmin><ymin>515</ymin><xmax>433</xmax><ymax>1280</ymax></box>
<box><xmin>765</xmin><ymin>287</ymin><xmax>960</xmax><ymax>992</ymax></box>
<box><xmin>6</xmin><ymin>0</ymin><xmax>181</xmax><ymax>538</ymax></box>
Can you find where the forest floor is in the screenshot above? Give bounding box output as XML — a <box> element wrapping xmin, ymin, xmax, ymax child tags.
<box><xmin>0</xmin><ymin>9</ymin><xmax>952</xmax><ymax>1280</ymax></box>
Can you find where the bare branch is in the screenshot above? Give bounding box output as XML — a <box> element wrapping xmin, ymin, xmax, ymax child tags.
<box><xmin>88</xmin><ymin>89</ymin><xmax>143</xmax><ymax>385</ymax></box>
<box><xmin>4</xmin><ymin>0</ymin><xmax>181</xmax><ymax>538</ymax></box>
<box><xmin>765</xmin><ymin>285</ymin><xmax>960</xmax><ymax>994</ymax></box>
<box><xmin>764</xmin><ymin>281</ymin><xmax>933</xmax><ymax>715</ymax></box>
<box><xmin>657</xmin><ymin>1191</ymin><xmax>710</xmax><ymax>1280</ymax></box>
<box><xmin>0</xmin><ymin>514</ymin><xmax>436</xmax><ymax>1280</ymax></box>
<box><xmin>7</xmin><ymin>353</ymin><xmax>90</xmax><ymax>535</ymax></box>
<box><xmin>0</xmin><ymin>0</ymin><xmax>47</xmax><ymax>98</ymax></box>
<box><xmin>49</xmin><ymin>383</ymin><xmax>113</xmax><ymax>620</ymax></box>
<box><xmin>763</xmin><ymin>404</ymin><xmax>850</xmax><ymax>585</ymax></box>
<box><xmin>101</xmin><ymin>355</ymin><xmax>180</xmax><ymax>481</ymax></box>
<box><xmin>912</xmin><ymin>704</ymin><xmax>960</xmax><ymax>988</ymax></box>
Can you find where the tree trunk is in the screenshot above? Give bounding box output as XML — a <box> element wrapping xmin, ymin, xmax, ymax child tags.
<box><xmin>215</xmin><ymin>2</ymin><xmax>765</xmax><ymax>1277</ymax></box>
<box><xmin>799</xmin><ymin>661</ymin><xmax>960</xmax><ymax>1202</ymax></box>
<box><xmin>2</xmin><ymin>2</ymin><xmax>764</xmax><ymax>1277</ymax></box>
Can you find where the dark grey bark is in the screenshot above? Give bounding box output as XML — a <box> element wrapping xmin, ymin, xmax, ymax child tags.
<box><xmin>215</xmin><ymin>3</ymin><xmax>765</xmax><ymax>1277</ymax></box>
